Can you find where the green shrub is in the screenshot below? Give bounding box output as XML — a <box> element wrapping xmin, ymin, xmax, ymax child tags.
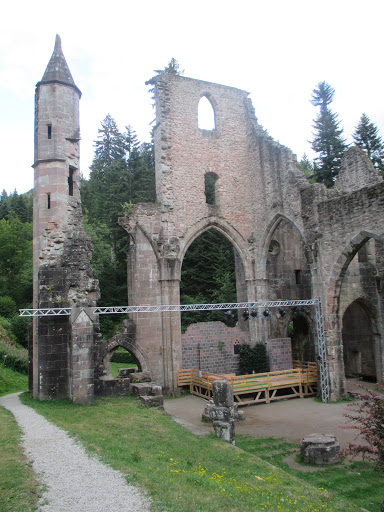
<box><xmin>10</xmin><ymin>315</ymin><xmax>31</xmax><ymax>348</ymax></box>
<box><xmin>0</xmin><ymin>327</ymin><xmax>28</xmax><ymax>374</ymax></box>
<box><xmin>0</xmin><ymin>317</ymin><xmax>15</xmax><ymax>341</ymax></box>
<box><xmin>341</xmin><ymin>382</ymin><xmax>384</xmax><ymax>470</ymax></box>
<box><xmin>238</xmin><ymin>342</ymin><xmax>269</xmax><ymax>375</ymax></box>
<box><xmin>110</xmin><ymin>347</ymin><xmax>135</xmax><ymax>364</ymax></box>
<box><xmin>0</xmin><ymin>296</ymin><xmax>17</xmax><ymax>318</ymax></box>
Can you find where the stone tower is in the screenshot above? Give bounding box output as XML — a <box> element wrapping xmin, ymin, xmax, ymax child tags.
<box><xmin>32</xmin><ymin>35</ymin><xmax>99</xmax><ymax>403</ymax></box>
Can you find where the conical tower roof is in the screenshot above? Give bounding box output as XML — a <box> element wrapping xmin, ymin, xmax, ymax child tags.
<box><xmin>38</xmin><ymin>35</ymin><xmax>81</xmax><ymax>96</ymax></box>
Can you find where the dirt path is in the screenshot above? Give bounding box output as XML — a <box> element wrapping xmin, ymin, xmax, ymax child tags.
<box><xmin>0</xmin><ymin>393</ymin><xmax>151</xmax><ymax>512</ymax></box>
<box><xmin>164</xmin><ymin>380</ymin><xmax>382</xmax><ymax>448</ymax></box>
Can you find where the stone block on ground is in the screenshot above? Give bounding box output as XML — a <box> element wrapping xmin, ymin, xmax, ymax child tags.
<box><xmin>140</xmin><ymin>395</ymin><xmax>164</xmax><ymax>408</ymax></box>
<box><xmin>129</xmin><ymin>371</ymin><xmax>152</xmax><ymax>383</ymax></box>
<box><xmin>117</xmin><ymin>368</ymin><xmax>136</xmax><ymax>378</ymax></box>
<box><xmin>130</xmin><ymin>383</ymin><xmax>153</xmax><ymax>397</ymax></box>
<box><xmin>300</xmin><ymin>433</ymin><xmax>340</xmax><ymax>465</ymax></box>
<box><xmin>213</xmin><ymin>419</ymin><xmax>235</xmax><ymax>444</ymax></box>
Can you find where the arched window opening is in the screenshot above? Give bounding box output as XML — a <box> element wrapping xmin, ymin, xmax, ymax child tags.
<box><xmin>205</xmin><ymin>172</ymin><xmax>218</xmax><ymax>205</ymax></box>
<box><xmin>266</xmin><ymin>219</ymin><xmax>311</xmax><ymax>300</ymax></box>
<box><xmin>180</xmin><ymin>229</ymin><xmax>238</xmax><ymax>331</ymax></box>
<box><xmin>198</xmin><ymin>96</ymin><xmax>216</xmax><ymax>130</ymax></box>
<box><xmin>342</xmin><ymin>301</ymin><xmax>376</xmax><ymax>380</ymax></box>
<box><xmin>106</xmin><ymin>346</ymin><xmax>139</xmax><ymax>378</ymax></box>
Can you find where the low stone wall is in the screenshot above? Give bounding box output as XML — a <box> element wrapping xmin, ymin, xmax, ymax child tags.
<box><xmin>181</xmin><ymin>321</ymin><xmax>250</xmax><ymax>374</ymax></box>
<box><xmin>94</xmin><ymin>377</ymin><xmax>131</xmax><ymax>397</ymax></box>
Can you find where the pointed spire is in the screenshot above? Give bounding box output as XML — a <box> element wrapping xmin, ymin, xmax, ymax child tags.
<box><xmin>39</xmin><ymin>35</ymin><xmax>81</xmax><ymax>96</ymax></box>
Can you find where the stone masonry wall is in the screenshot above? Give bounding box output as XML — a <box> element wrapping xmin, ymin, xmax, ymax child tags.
<box><xmin>267</xmin><ymin>338</ymin><xmax>293</xmax><ymax>372</ymax></box>
<box><xmin>181</xmin><ymin>322</ymin><xmax>250</xmax><ymax>374</ymax></box>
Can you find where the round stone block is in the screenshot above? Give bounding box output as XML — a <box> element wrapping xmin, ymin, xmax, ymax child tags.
<box><xmin>300</xmin><ymin>433</ymin><xmax>340</xmax><ymax>465</ymax></box>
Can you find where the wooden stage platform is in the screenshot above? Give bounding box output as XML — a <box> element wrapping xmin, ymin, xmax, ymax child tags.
<box><xmin>177</xmin><ymin>361</ymin><xmax>317</xmax><ymax>406</ymax></box>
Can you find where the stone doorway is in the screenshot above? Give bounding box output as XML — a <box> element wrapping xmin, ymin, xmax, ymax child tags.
<box><xmin>289</xmin><ymin>314</ymin><xmax>315</xmax><ymax>362</ymax></box>
<box><xmin>342</xmin><ymin>301</ymin><xmax>376</xmax><ymax>380</ymax></box>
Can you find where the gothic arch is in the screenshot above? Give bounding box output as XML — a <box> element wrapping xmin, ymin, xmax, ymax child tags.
<box><xmin>180</xmin><ymin>217</ymin><xmax>252</xmax><ymax>280</ymax></box>
<box><xmin>325</xmin><ymin>231</ymin><xmax>384</xmax><ymax>388</ymax></box>
<box><xmin>258</xmin><ymin>214</ymin><xmax>307</xmax><ymax>275</ymax></box>
<box><xmin>198</xmin><ymin>94</ymin><xmax>216</xmax><ymax>131</ymax></box>
<box><xmin>129</xmin><ymin>223</ymin><xmax>161</xmax><ymax>258</ymax></box>
<box><xmin>326</xmin><ymin>231</ymin><xmax>384</xmax><ymax>326</ymax></box>
<box><xmin>98</xmin><ymin>333</ymin><xmax>149</xmax><ymax>373</ymax></box>
<box><xmin>341</xmin><ymin>298</ymin><xmax>378</xmax><ymax>379</ymax></box>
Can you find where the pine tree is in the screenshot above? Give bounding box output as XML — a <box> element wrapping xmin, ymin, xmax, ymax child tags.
<box><xmin>0</xmin><ymin>190</ymin><xmax>9</xmax><ymax>220</ymax></box>
<box><xmin>297</xmin><ymin>154</ymin><xmax>315</xmax><ymax>183</ymax></box>
<box><xmin>81</xmin><ymin>115</ymin><xmax>156</xmax><ymax>337</ymax></box>
<box><xmin>310</xmin><ymin>81</ymin><xmax>347</xmax><ymax>187</ymax></box>
<box><xmin>155</xmin><ymin>58</ymin><xmax>184</xmax><ymax>76</ymax></box>
<box><xmin>353</xmin><ymin>113</ymin><xmax>384</xmax><ymax>174</ymax></box>
<box><xmin>180</xmin><ymin>229</ymin><xmax>237</xmax><ymax>330</ymax></box>
<box><xmin>92</xmin><ymin>114</ymin><xmax>126</xmax><ymax>170</ymax></box>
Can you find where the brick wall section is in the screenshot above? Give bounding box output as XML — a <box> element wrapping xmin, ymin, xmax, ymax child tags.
<box><xmin>181</xmin><ymin>321</ymin><xmax>250</xmax><ymax>374</ymax></box>
<box><xmin>267</xmin><ymin>338</ymin><xmax>293</xmax><ymax>372</ymax></box>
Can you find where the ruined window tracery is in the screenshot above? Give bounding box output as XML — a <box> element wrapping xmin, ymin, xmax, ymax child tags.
<box><xmin>198</xmin><ymin>95</ymin><xmax>216</xmax><ymax>130</ymax></box>
<box><xmin>268</xmin><ymin>240</ymin><xmax>280</xmax><ymax>255</ymax></box>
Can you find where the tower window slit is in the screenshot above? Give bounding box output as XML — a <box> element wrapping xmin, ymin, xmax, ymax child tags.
<box><xmin>47</xmin><ymin>193</ymin><xmax>51</xmax><ymax>209</ymax></box>
<box><xmin>68</xmin><ymin>168</ymin><xmax>75</xmax><ymax>196</ymax></box>
<box><xmin>47</xmin><ymin>125</ymin><xmax>52</xmax><ymax>139</ymax></box>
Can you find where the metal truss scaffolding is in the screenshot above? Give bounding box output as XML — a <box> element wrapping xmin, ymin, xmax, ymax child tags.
<box><xmin>20</xmin><ymin>297</ymin><xmax>330</xmax><ymax>401</ymax></box>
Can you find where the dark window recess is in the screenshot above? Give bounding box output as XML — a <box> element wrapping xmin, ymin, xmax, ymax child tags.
<box><xmin>68</xmin><ymin>168</ymin><xmax>75</xmax><ymax>196</ymax></box>
<box><xmin>357</xmin><ymin>246</ymin><xmax>368</xmax><ymax>263</ymax></box>
<box><xmin>295</xmin><ymin>269</ymin><xmax>302</xmax><ymax>285</ymax></box>
<box><xmin>205</xmin><ymin>172</ymin><xmax>218</xmax><ymax>205</ymax></box>
<box><xmin>47</xmin><ymin>125</ymin><xmax>52</xmax><ymax>139</ymax></box>
<box><xmin>47</xmin><ymin>193</ymin><xmax>51</xmax><ymax>209</ymax></box>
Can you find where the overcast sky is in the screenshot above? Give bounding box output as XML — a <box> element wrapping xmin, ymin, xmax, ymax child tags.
<box><xmin>1</xmin><ymin>0</ymin><xmax>383</xmax><ymax>194</ymax></box>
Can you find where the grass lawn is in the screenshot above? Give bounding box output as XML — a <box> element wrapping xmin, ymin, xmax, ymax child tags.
<box><xmin>110</xmin><ymin>362</ymin><xmax>137</xmax><ymax>378</ymax></box>
<box><xmin>0</xmin><ymin>404</ymin><xmax>41</xmax><ymax>511</ymax></box>
<box><xmin>0</xmin><ymin>368</ymin><xmax>39</xmax><ymax>512</ymax></box>
<box><xmin>236</xmin><ymin>436</ymin><xmax>383</xmax><ymax>512</ymax></box>
<box><xmin>0</xmin><ymin>366</ymin><xmax>28</xmax><ymax>396</ymax></box>
<box><xmin>20</xmin><ymin>392</ymin><xmax>364</xmax><ymax>512</ymax></box>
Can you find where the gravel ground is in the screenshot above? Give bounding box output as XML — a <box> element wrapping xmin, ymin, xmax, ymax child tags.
<box><xmin>0</xmin><ymin>393</ymin><xmax>152</xmax><ymax>512</ymax></box>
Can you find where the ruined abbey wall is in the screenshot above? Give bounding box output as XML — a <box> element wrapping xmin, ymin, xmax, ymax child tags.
<box><xmin>33</xmin><ymin>37</ymin><xmax>384</xmax><ymax>402</ymax></box>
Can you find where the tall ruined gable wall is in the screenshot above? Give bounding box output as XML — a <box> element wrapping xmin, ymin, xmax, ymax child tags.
<box><xmin>137</xmin><ymin>73</ymin><xmax>309</xmax><ymax>271</ymax></box>
<box><xmin>244</xmin><ymin>100</ymin><xmax>308</xmax><ymax>245</ymax></box>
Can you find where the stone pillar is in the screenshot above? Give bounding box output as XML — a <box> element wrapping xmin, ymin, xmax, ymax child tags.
<box><xmin>70</xmin><ymin>308</ymin><xmax>95</xmax><ymax>404</ymax></box>
<box><xmin>209</xmin><ymin>379</ymin><xmax>236</xmax><ymax>445</ymax></box>
<box><xmin>159</xmin><ymin>258</ymin><xmax>182</xmax><ymax>394</ymax></box>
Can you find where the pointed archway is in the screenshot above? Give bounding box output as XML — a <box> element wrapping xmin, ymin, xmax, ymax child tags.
<box><xmin>342</xmin><ymin>300</ymin><xmax>376</xmax><ymax>380</ymax></box>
